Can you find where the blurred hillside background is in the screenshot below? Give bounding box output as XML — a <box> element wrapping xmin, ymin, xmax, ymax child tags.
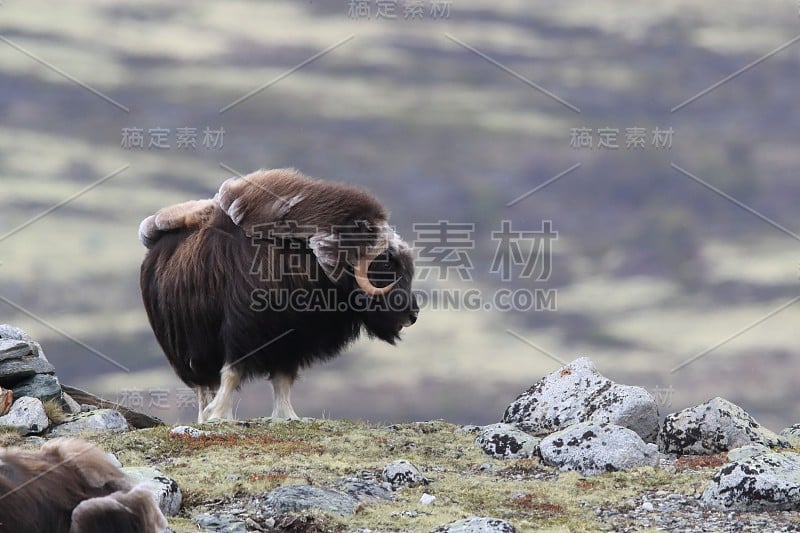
<box><xmin>1</xmin><ymin>1</ymin><xmax>799</xmax><ymax>428</ymax></box>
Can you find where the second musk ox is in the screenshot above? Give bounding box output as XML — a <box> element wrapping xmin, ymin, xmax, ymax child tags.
<box><xmin>0</xmin><ymin>438</ymin><xmax>167</xmax><ymax>533</ymax></box>
<box><xmin>139</xmin><ymin>168</ymin><xmax>418</xmax><ymax>422</ymax></box>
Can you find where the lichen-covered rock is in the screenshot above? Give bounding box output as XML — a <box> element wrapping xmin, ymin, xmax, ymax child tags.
<box><xmin>701</xmin><ymin>448</ymin><xmax>800</xmax><ymax>510</ymax></box>
<box><xmin>382</xmin><ymin>459</ymin><xmax>429</xmax><ymax>489</ymax></box>
<box><xmin>431</xmin><ymin>516</ymin><xmax>517</xmax><ymax>532</ymax></box>
<box><xmin>122</xmin><ymin>466</ymin><xmax>182</xmax><ymax>516</ymax></box>
<box><xmin>659</xmin><ymin>397</ymin><xmax>789</xmax><ymax>455</ymax></box>
<box><xmin>780</xmin><ymin>424</ymin><xmax>800</xmax><ymax>447</ymax></box>
<box><xmin>475</xmin><ymin>423</ymin><xmax>540</xmax><ymax>459</ymax></box>
<box><xmin>170</xmin><ymin>425</ymin><xmax>210</xmax><ymax>438</ymax></box>
<box><xmin>334</xmin><ymin>477</ymin><xmax>394</xmax><ymax>502</ymax></box>
<box><xmin>49</xmin><ymin>408</ymin><xmax>129</xmax><ymax>436</ymax></box>
<box><xmin>262</xmin><ymin>485</ymin><xmax>359</xmax><ymax>517</ymax></box>
<box><xmin>12</xmin><ymin>373</ymin><xmax>62</xmax><ymax>404</ymax></box>
<box><xmin>0</xmin><ymin>396</ymin><xmax>49</xmax><ymax>434</ymax></box>
<box><xmin>539</xmin><ymin>421</ymin><xmax>659</xmax><ymax>476</ymax></box>
<box><xmin>195</xmin><ymin>513</ymin><xmax>246</xmax><ymax>532</ymax></box>
<box><xmin>503</xmin><ymin>357</ymin><xmax>659</xmax><ymax>442</ymax></box>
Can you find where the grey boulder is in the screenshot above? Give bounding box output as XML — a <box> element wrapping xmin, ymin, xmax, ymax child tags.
<box><xmin>539</xmin><ymin>421</ymin><xmax>659</xmax><ymax>476</ymax></box>
<box><xmin>194</xmin><ymin>513</ymin><xmax>246</xmax><ymax>533</ymax></box>
<box><xmin>0</xmin><ymin>396</ymin><xmax>49</xmax><ymax>434</ymax></box>
<box><xmin>49</xmin><ymin>409</ymin><xmax>129</xmax><ymax>436</ymax></box>
<box><xmin>262</xmin><ymin>485</ymin><xmax>359</xmax><ymax>517</ymax></box>
<box><xmin>780</xmin><ymin>424</ymin><xmax>800</xmax><ymax>447</ymax></box>
<box><xmin>122</xmin><ymin>467</ymin><xmax>182</xmax><ymax>516</ymax></box>
<box><xmin>431</xmin><ymin>517</ymin><xmax>517</xmax><ymax>532</ymax></box>
<box><xmin>475</xmin><ymin>423</ymin><xmax>540</xmax><ymax>459</ymax></box>
<box><xmin>382</xmin><ymin>459</ymin><xmax>429</xmax><ymax>489</ymax></box>
<box><xmin>333</xmin><ymin>477</ymin><xmax>394</xmax><ymax>502</ymax></box>
<box><xmin>12</xmin><ymin>374</ymin><xmax>62</xmax><ymax>404</ymax></box>
<box><xmin>659</xmin><ymin>397</ymin><xmax>788</xmax><ymax>454</ymax></box>
<box><xmin>503</xmin><ymin>357</ymin><xmax>659</xmax><ymax>442</ymax></box>
<box><xmin>701</xmin><ymin>448</ymin><xmax>800</xmax><ymax>510</ymax></box>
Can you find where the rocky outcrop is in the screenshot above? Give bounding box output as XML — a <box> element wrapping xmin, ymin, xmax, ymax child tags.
<box><xmin>503</xmin><ymin>357</ymin><xmax>659</xmax><ymax>442</ymax></box>
<box><xmin>0</xmin><ymin>327</ymin><xmax>60</xmax><ymax>405</ymax></box>
<box><xmin>659</xmin><ymin>397</ymin><xmax>789</xmax><ymax>455</ymax></box>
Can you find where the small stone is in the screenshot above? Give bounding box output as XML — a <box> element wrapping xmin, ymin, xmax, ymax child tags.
<box><xmin>60</xmin><ymin>392</ymin><xmax>82</xmax><ymax>414</ymax></box>
<box><xmin>261</xmin><ymin>485</ymin><xmax>359</xmax><ymax>517</ymax></box>
<box><xmin>641</xmin><ymin>501</ymin><xmax>654</xmax><ymax>512</ymax></box>
<box><xmin>24</xmin><ymin>436</ymin><xmax>46</xmax><ymax>447</ymax></box>
<box><xmin>475</xmin><ymin>423</ymin><xmax>539</xmax><ymax>459</ymax></box>
<box><xmin>0</xmin><ymin>396</ymin><xmax>49</xmax><ymax>434</ymax></box>
<box><xmin>49</xmin><ymin>409</ymin><xmax>129</xmax><ymax>436</ymax></box>
<box><xmin>170</xmin><ymin>425</ymin><xmax>209</xmax><ymax>438</ymax></box>
<box><xmin>382</xmin><ymin>460</ymin><xmax>429</xmax><ymax>489</ymax></box>
<box><xmin>455</xmin><ymin>425</ymin><xmax>481</xmax><ymax>435</ymax></box>
<box><xmin>420</xmin><ymin>493</ymin><xmax>436</xmax><ymax>505</ymax></box>
<box><xmin>539</xmin><ymin>421</ymin><xmax>659</xmax><ymax>476</ymax></box>
<box><xmin>431</xmin><ymin>517</ymin><xmax>517</xmax><ymax>533</ymax></box>
<box><xmin>122</xmin><ymin>467</ymin><xmax>182</xmax><ymax>516</ymax></box>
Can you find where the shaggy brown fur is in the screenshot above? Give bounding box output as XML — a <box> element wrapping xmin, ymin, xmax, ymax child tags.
<box><xmin>140</xmin><ymin>168</ymin><xmax>418</xmax><ymax>422</ymax></box>
<box><xmin>0</xmin><ymin>438</ymin><xmax>167</xmax><ymax>533</ymax></box>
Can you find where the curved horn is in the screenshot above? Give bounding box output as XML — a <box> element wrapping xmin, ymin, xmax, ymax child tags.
<box><xmin>354</xmin><ymin>249</ymin><xmax>398</xmax><ymax>296</ymax></box>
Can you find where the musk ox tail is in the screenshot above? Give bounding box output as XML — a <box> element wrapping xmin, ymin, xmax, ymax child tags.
<box><xmin>138</xmin><ymin>199</ymin><xmax>216</xmax><ymax>249</ymax></box>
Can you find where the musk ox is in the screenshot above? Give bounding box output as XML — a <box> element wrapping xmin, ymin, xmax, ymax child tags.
<box><xmin>0</xmin><ymin>438</ymin><xmax>167</xmax><ymax>533</ymax></box>
<box><xmin>139</xmin><ymin>168</ymin><xmax>418</xmax><ymax>422</ymax></box>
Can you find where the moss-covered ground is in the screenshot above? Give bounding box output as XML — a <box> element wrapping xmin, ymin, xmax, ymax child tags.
<box><xmin>61</xmin><ymin>419</ymin><xmax>719</xmax><ymax>532</ymax></box>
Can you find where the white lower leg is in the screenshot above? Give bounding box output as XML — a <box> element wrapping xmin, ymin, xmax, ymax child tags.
<box><xmin>196</xmin><ymin>387</ymin><xmax>217</xmax><ymax>423</ymax></box>
<box><xmin>202</xmin><ymin>366</ymin><xmax>241</xmax><ymax>421</ymax></box>
<box><xmin>271</xmin><ymin>373</ymin><xmax>299</xmax><ymax>419</ymax></box>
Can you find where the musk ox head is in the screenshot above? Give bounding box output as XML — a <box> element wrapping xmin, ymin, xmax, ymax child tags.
<box><xmin>214</xmin><ymin>169</ymin><xmax>419</xmax><ymax>340</ymax></box>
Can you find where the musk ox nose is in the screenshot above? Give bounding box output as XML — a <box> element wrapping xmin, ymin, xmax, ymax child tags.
<box><xmin>406</xmin><ymin>311</ymin><xmax>418</xmax><ymax>327</ymax></box>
